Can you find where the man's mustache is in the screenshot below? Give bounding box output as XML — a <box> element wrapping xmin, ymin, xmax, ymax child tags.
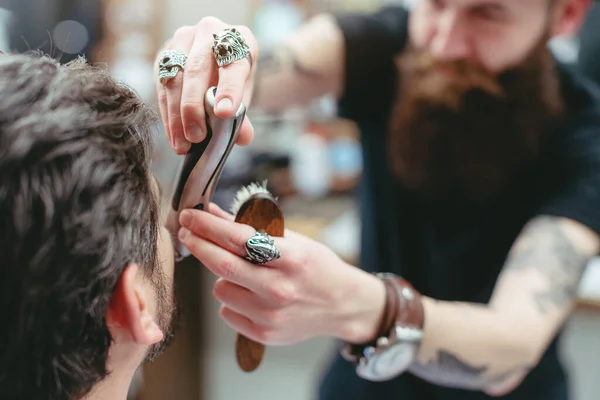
<box><xmin>397</xmin><ymin>50</ymin><xmax>505</xmax><ymax>99</ymax></box>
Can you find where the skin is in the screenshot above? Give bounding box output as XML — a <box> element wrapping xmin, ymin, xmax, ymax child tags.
<box><xmin>179</xmin><ymin>205</ymin><xmax>599</xmax><ymax>395</ymax></box>
<box><xmin>409</xmin><ymin>0</ymin><xmax>551</xmax><ymax>73</ymax></box>
<box><xmin>85</xmin><ymin>178</ymin><xmax>176</xmax><ymax>400</ymax></box>
<box><xmin>156</xmin><ymin>0</ymin><xmax>589</xmax><ymax>152</ymax></box>
<box><xmin>159</xmin><ymin>0</ymin><xmax>597</xmax><ymax>395</ymax></box>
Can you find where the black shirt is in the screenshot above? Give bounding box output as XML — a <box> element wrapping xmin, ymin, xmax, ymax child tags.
<box><xmin>578</xmin><ymin>3</ymin><xmax>600</xmax><ymax>85</ymax></box>
<box><xmin>317</xmin><ymin>5</ymin><xmax>600</xmax><ymax>400</ymax></box>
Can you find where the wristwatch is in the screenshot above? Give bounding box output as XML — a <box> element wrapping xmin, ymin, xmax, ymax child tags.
<box><xmin>341</xmin><ymin>273</ymin><xmax>425</xmax><ymax>382</ymax></box>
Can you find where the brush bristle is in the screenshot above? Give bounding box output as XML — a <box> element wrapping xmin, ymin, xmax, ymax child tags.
<box><xmin>229</xmin><ymin>180</ymin><xmax>272</xmax><ymax>215</ymax></box>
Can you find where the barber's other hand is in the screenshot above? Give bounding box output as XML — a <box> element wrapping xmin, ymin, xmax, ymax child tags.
<box><xmin>176</xmin><ymin>204</ymin><xmax>386</xmax><ymax>345</ymax></box>
<box><xmin>156</xmin><ymin>17</ymin><xmax>258</xmax><ymax>154</ymax></box>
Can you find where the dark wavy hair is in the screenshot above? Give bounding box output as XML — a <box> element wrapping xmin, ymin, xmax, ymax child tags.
<box><xmin>0</xmin><ymin>53</ymin><xmax>161</xmax><ymax>399</ymax></box>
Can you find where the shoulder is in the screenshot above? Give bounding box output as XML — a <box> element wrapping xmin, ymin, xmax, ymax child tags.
<box><xmin>536</xmin><ymin>63</ymin><xmax>600</xmax><ymax>236</ymax></box>
<box><xmin>332</xmin><ymin>4</ymin><xmax>410</xmax><ymax>45</ymax></box>
<box><xmin>545</xmin><ymin>63</ymin><xmax>600</xmax><ymax>160</ymax></box>
<box><xmin>331</xmin><ymin>6</ymin><xmax>411</xmax><ymax>120</ymax></box>
<box><xmin>556</xmin><ymin>62</ymin><xmax>600</xmax><ymax>133</ymax></box>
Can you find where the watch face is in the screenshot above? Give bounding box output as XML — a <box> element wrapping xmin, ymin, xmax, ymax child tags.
<box><xmin>357</xmin><ymin>342</ymin><xmax>416</xmax><ymax>382</ymax></box>
<box><xmin>374</xmin><ymin>342</ymin><xmax>414</xmax><ymax>375</ymax></box>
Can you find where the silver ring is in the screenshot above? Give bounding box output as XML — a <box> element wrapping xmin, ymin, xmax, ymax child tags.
<box><xmin>244</xmin><ymin>231</ymin><xmax>281</xmax><ymax>265</ymax></box>
<box><xmin>158</xmin><ymin>50</ymin><xmax>187</xmax><ymax>84</ymax></box>
<box><xmin>212</xmin><ymin>28</ymin><xmax>252</xmax><ymax>68</ymax></box>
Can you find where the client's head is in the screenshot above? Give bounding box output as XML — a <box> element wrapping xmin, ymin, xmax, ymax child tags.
<box><xmin>0</xmin><ymin>53</ymin><xmax>178</xmax><ymax>400</ymax></box>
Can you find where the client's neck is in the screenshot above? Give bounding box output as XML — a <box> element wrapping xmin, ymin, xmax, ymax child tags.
<box><xmin>83</xmin><ymin>368</ymin><xmax>139</xmax><ymax>400</ymax></box>
<box><xmin>83</xmin><ymin>351</ymin><xmax>143</xmax><ymax>400</ymax></box>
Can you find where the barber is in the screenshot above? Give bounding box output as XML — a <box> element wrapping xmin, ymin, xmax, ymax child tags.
<box><xmin>155</xmin><ymin>1</ymin><xmax>600</xmax><ymax>399</ymax></box>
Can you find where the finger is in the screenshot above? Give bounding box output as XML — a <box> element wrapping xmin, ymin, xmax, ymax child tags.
<box><xmin>157</xmin><ymin>85</ymin><xmax>172</xmax><ymax>149</ymax></box>
<box><xmin>179</xmin><ymin>209</ymin><xmax>291</xmax><ymax>263</ymax></box>
<box><xmin>214</xmin><ymin>58</ymin><xmax>251</xmax><ymax>119</ymax></box>
<box><xmin>213</xmin><ymin>25</ymin><xmax>257</xmax><ymax>119</ymax></box>
<box><xmin>180</xmin><ymin>18</ymin><xmax>222</xmax><ymax>145</ymax></box>
<box><xmin>235</xmin><ymin>117</ymin><xmax>255</xmax><ymax>146</ymax></box>
<box><xmin>219</xmin><ymin>305</ymin><xmax>268</xmax><ymax>344</ymax></box>
<box><xmin>181</xmin><ymin>229</ymin><xmax>296</xmax><ymax>305</ymax></box>
<box><xmin>180</xmin><ymin>209</ymin><xmax>252</xmax><ymax>258</ymax></box>
<box><xmin>213</xmin><ymin>279</ymin><xmax>275</xmax><ymax>325</ymax></box>
<box><xmin>163</xmin><ymin>27</ymin><xmax>195</xmax><ymax>154</ymax></box>
<box><xmin>281</xmin><ymin>228</ymin><xmax>306</xmax><ymax>242</ymax></box>
<box><xmin>178</xmin><ymin>228</ymin><xmax>270</xmax><ymax>291</ymax></box>
<box><xmin>207</xmin><ymin>202</ymin><xmax>235</xmax><ymax>221</ymax></box>
<box><xmin>155</xmin><ymin>43</ymin><xmax>172</xmax><ymax>149</ymax></box>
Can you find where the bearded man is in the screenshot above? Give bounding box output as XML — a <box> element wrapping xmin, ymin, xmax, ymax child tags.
<box><xmin>157</xmin><ymin>1</ymin><xmax>600</xmax><ymax>399</ymax></box>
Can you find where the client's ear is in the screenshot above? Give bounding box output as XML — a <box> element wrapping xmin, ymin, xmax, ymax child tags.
<box><xmin>107</xmin><ymin>264</ymin><xmax>164</xmax><ymax>345</ymax></box>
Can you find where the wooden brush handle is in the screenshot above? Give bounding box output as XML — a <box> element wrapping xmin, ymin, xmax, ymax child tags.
<box><xmin>233</xmin><ymin>192</ymin><xmax>285</xmax><ymax>372</ymax></box>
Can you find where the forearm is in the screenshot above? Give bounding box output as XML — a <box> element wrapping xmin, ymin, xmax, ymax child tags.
<box><xmin>409</xmin><ymin>298</ymin><xmax>535</xmax><ymax>395</ymax></box>
<box><xmin>250</xmin><ymin>14</ymin><xmax>344</xmax><ymax>113</ymax></box>
<box><xmin>338</xmin><ymin>216</ymin><xmax>598</xmax><ymax>395</ymax></box>
<box><xmin>336</xmin><ymin>274</ymin><xmax>536</xmax><ymax>393</ymax></box>
<box><xmin>410</xmin><ymin>216</ymin><xmax>598</xmax><ymax>394</ymax></box>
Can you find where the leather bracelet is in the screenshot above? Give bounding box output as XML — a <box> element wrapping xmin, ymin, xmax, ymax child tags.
<box><xmin>377</xmin><ymin>277</ymin><xmax>399</xmax><ymax>337</ymax></box>
<box><xmin>341</xmin><ymin>273</ymin><xmax>424</xmax><ymax>365</ymax></box>
<box><xmin>384</xmin><ymin>273</ymin><xmax>424</xmax><ymax>330</ymax></box>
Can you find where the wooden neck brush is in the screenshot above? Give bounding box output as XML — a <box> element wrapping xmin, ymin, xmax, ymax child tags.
<box><xmin>229</xmin><ymin>180</ymin><xmax>285</xmax><ymax>372</ymax></box>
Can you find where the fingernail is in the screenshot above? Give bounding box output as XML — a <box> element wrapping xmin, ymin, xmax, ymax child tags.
<box><xmin>216</xmin><ymin>98</ymin><xmax>232</xmax><ymax>113</ymax></box>
<box><xmin>174</xmin><ymin>138</ymin><xmax>190</xmax><ymax>154</ymax></box>
<box><xmin>180</xmin><ymin>210</ymin><xmax>192</xmax><ymax>227</ymax></box>
<box><xmin>178</xmin><ymin>227</ymin><xmax>190</xmax><ymax>241</ymax></box>
<box><xmin>185</xmin><ymin>124</ymin><xmax>204</xmax><ymax>142</ymax></box>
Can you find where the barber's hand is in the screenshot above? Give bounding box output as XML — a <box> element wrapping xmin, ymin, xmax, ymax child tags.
<box><xmin>176</xmin><ymin>204</ymin><xmax>386</xmax><ymax>345</ymax></box>
<box><xmin>156</xmin><ymin>17</ymin><xmax>258</xmax><ymax>154</ymax></box>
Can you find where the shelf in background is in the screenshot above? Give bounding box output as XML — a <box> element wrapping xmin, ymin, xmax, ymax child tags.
<box><xmin>577</xmin><ymin>298</ymin><xmax>600</xmax><ymax>312</ymax></box>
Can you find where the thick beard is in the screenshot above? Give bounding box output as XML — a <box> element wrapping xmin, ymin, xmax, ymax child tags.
<box><xmin>143</xmin><ymin>269</ymin><xmax>180</xmax><ymax>363</ymax></box>
<box><xmin>388</xmin><ymin>38</ymin><xmax>565</xmax><ymax>202</ymax></box>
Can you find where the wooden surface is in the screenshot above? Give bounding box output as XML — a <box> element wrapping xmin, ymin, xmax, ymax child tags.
<box><xmin>576</xmin><ymin>297</ymin><xmax>600</xmax><ymax>311</ymax></box>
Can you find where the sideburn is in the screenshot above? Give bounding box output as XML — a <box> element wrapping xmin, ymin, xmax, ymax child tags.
<box><xmin>144</xmin><ymin>269</ymin><xmax>179</xmax><ymax>363</ymax></box>
<box><xmin>388</xmin><ymin>40</ymin><xmax>565</xmax><ymax>202</ymax></box>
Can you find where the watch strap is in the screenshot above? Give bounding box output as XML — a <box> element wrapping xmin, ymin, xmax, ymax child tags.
<box><xmin>383</xmin><ymin>273</ymin><xmax>424</xmax><ymax>331</ymax></box>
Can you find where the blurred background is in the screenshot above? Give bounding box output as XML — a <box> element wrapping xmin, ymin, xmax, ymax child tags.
<box><xmin>0</xmin><ymin>0</ymin><xmax>599</xmax><ymax>399</ymax></box>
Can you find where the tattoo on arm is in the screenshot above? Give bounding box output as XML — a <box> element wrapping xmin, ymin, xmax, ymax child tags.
<box><xmin>252</xmin><ymin>46</ymin><xmax>320</xmax><ymax>105</ymax></box>
<box><xmin>409</xmin><ymin>350</ymin><xmax>531</xmax><ymax>390</ymax></box>
<box><xmin>408</xmin><ymin>216</ymin><xmax>593</xmax><ymax>390</ymax></box>
<box><xmin>256</xmin><ymin>46</ymin><xmax>319</xmax><ymax>78</ymax></box>
<box><xmin>504</xmin><ymin>216</ymin><xmax>590</xmax><ymax>314</ymax></box>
